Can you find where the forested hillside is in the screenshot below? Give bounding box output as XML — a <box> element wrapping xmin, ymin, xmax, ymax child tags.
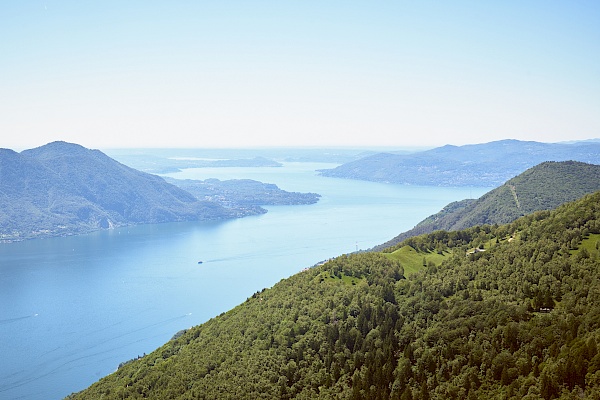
<box><xmin>318</xmin><ymin>140</ymin><xmax>600</xmax><ymax>186</ymax></box>
<box><xmin>375</xmin><ymin>161</ymin><xmax>600</xmax><ymax>250</ymax></box>
<box><xmin>70</xmin><ymin>191</ymin><xmax>600</xmax><ymax>399</ymax></box>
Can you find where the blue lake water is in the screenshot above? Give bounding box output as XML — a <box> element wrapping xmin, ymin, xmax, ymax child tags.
<box><xmin>0</xmin><ymin>162</ymin><xmax>490</xmax><ymax>399</ymax></box>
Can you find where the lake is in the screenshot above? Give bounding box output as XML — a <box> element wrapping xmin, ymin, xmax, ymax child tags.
<box><xmin>0</xmin><ymin>161</ymin><xmax>489</xmax><ymax>399</ymax></box>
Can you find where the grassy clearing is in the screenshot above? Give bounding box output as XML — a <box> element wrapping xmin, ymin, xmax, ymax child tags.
<box><xmin>571</xmin><ymin>233</ymin><xmax>600</xmax><ymax>257</ymax></box>
<box><xmin>383</xmin><ymin>245</ymin><xmax>448</xmax><ymax>276</ymax></box>
<box><xmin>318</xmin><ymin>271</ymin><xmax>365</xmax><ymax>286</ymax></box>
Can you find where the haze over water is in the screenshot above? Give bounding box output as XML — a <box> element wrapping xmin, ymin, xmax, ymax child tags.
<box><xmin>0</xmin><ymin>160</ymin><xmax>489</xmax><ymax>399</ymax></box>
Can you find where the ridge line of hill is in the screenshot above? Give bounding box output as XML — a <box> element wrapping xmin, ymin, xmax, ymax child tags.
<box><xmin>318</xmin><ymin>139</ymin><xmax>600</xmax><ymax>187</ymax></box>
<box><xmin>0</xmin><ymin>141</ymin><xmax>319</xmax><ymax>242</ymax></box>
<box><xmin>373</xmin><ymin>160</ymin><xmax>600</xmax><ymax>251</ymax></box>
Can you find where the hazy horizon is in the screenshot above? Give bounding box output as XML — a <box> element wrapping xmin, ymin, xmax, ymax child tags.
<box><xmin>2</xmin><ymin>2</ymin><xmax>599</xmax><ymax>149</ymax></box>
<box><xmin>7</xmin><ymin>137</ymin><xmax>600</xmax><ymax>154</ymax></box>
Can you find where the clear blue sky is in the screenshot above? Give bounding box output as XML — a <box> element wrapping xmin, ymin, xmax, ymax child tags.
<box><xmin>1</xmin><ymin>1</ymin><xmax>599</xmax><ymax>149</ymax></box>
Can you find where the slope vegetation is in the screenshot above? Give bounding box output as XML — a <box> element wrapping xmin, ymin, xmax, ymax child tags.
<box><xmin>70</xmin><ymin>191</ymin><xmax>600</xmax><ymax>399</ymax></box>
<box><xmin>375</xmin><ymin>161</ymin><xmax>600</xmax><ymax>250</ymax></box>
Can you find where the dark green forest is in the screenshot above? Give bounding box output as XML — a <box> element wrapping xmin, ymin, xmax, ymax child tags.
<box><xmin>69</xmin><ymin>191</ymin><xmax>600</xmax><ymax>399</ymax></box>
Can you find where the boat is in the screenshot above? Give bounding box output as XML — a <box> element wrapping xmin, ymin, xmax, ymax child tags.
<box><xmin>197</xmin><ymin>261</ymin><xmax>203</xmax><ymax>264</ymax></box>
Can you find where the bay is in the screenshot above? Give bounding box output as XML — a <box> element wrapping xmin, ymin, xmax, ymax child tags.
<box><xmin>0</xmin><ymin>161</ymin><xmax>489</xmax><ymax>399</ymax></box>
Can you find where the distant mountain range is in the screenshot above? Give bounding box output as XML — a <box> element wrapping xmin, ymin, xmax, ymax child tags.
<box><xmin>0</xmin><ymin>142</ymin><xmax>318</xmax><ymax>242</ymax></box>
<box><xmin>318</xmin><ymin>139</ymin><xmax>600</xmax><ymax>186</ymax></box>
<box><xmin>374</xmin><ymin>160</ymin><xmax>600</xmax><ymax>250</ymax></box>
<box><xmin>110</xmin><ymin>154</ymin><xmax>283</xmax><ymax>174</ymax></box>
<box><xmin>106</xmin><ymin>148</ymin><xmax>376</xmax><ymax>174</ymax></box>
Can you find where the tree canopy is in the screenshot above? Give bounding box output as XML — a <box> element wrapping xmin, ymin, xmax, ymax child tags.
<box><xmin>69</xmin><ymin>191</ymin><xmax>600</xmax><ymax>399</ymax></box>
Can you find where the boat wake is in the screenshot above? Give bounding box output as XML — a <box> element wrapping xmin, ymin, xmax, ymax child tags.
<box><xmin>0</xmin><ymin>314</ymin><xmax>38</xmax><ymax>325</ymax></box>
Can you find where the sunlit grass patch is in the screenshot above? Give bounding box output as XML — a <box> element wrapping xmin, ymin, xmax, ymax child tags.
<box><xmin>383</xmin><ymin>245</ymin><xmax>448</xmax><ymax>275</ymax></box>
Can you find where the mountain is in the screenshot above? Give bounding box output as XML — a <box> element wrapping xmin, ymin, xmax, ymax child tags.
<box><xmin>374</xmin><ymin>161</ymin><xmax>600</xmax><ymax>250</ymax></box>
<box><xmin>0</xmin><ymin>142</ymin><xmax>247</xmax><ymax>241</ymax></box>
<box><xmin>318</xmin><ymin>139</ymin><xmax>600</xmax><ymax>186</ymax></box>
<box><xmin>69</xmin><ymin>191</ymin><xmax>600</xmax><ymax>399</ymax></box>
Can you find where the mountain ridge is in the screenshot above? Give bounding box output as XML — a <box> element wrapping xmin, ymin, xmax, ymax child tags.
<box><xmin>0</xmin><ymin>141</ymin><xmax>237</xmax><ymax>241</ymax></box>
<box><xmin>0</xmin><ymin>142</ymin><xmax>318</xmax><ymax>241</ymax></box>
<box><xmin>318</xmin><ymin>139</ymin><xmax>600</xmax><ymax>186</ymax></box>
<box><xmin>374</xmin><ymin>160</ymin><xmax>600</xmax><ymax>250</ymax></box>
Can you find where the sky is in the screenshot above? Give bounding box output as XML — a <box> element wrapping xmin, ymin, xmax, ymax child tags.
<box><xmin>1</xmin><ymin>1</ymin><xmax>599</xmax><ymax>149</ymax></box>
